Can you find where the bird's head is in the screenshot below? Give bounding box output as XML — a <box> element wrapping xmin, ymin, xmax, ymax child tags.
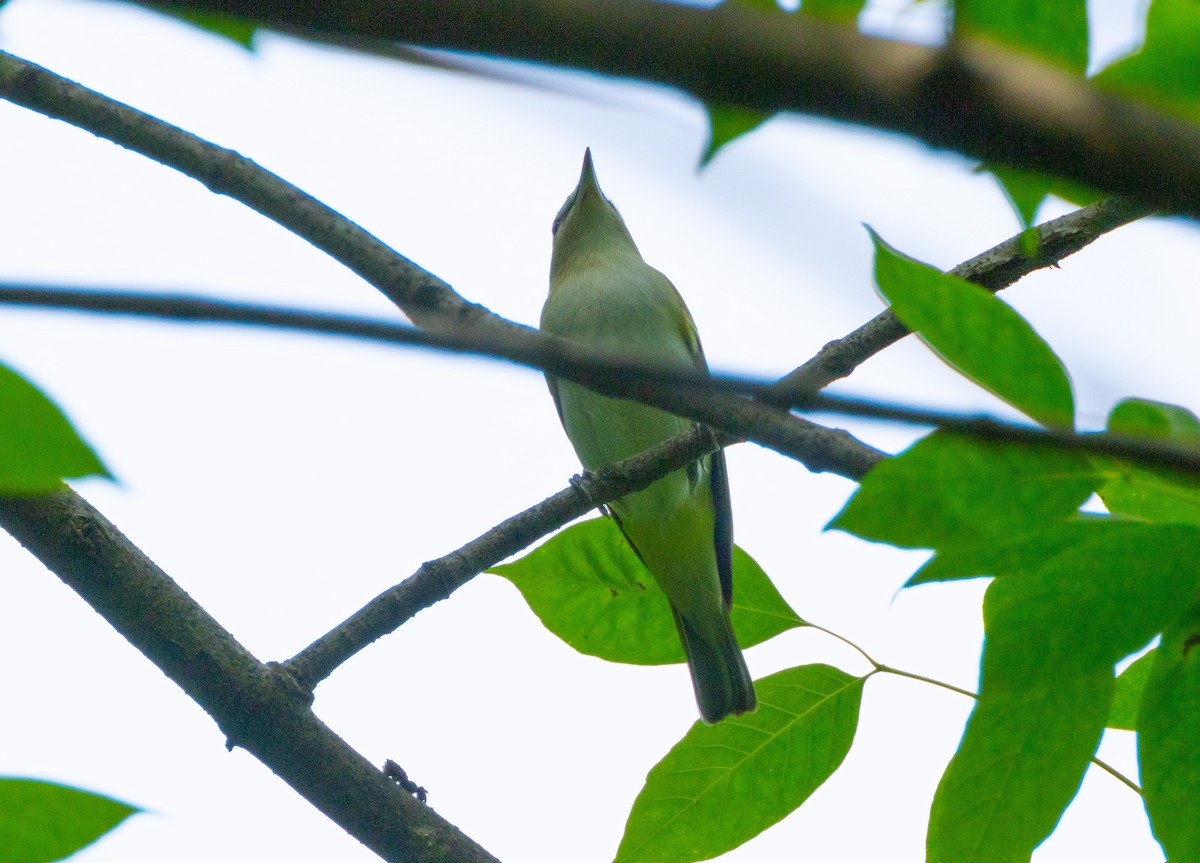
<box><xmin>550</xmin><ymin>149</ymin><xmax>641</xmax><ymax>282</ymax></box>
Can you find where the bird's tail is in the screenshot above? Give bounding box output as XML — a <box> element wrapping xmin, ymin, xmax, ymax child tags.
<box><xmin>674</xmin><ymin>608</ymin><xmax>757</xmax><ymax>724</ymax></box>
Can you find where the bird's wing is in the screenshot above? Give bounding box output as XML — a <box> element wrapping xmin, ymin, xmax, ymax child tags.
<box><xmin>545</xmin><ymin>373</ymin><xmax>567</xmax><ymax>428</ymax></box>
<box><xmin>674</xmin><ymin>294</ymin><xmax>735</xmax><ymax>610</ymax></box>
<box><xmin>710</xmin><ymin>447</ymin><xmax>734</xmax><ymax>609</ymax></box>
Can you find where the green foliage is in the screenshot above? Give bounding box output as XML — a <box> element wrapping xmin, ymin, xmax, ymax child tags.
<box><xmin>165</xmin><ymin>11</ymin><xmax>257</xmax><ymax>48</ymax></box>
<box><xmin>834</xmin><ymin>393</ymin><xmax>1200</xmax><ymax>859</ymax></box>
<box><xmin>988</xmin><ymin>163</ymin><xmax>1049</xmax><ymax>231</ymax></box>
<box><xmin>928</xmin><ymin>521</ymin><xmax>1200</xmax><ymax>863</ymax></box>
<box><xmin>1109</xmin><ymin>649</ymin><xmax>1156</xmax><ymax>731</ymax></box>
<box><xmin>699</xmin><ymin>0</ymin><xmax>782</xmax><ymax>165</ymax></box>
<box><xmin>830</xmin><ymin>432</ymin><xmax>1097</xmax><ymax>564</ymax></box>
<box><xmin>954</xmin><ymin>0</ymin><xmax>1088</xmax><ymax>73</ymax></box>
<box><xmin>14</xmin><ymin>3</ymin><xmax>1200</xmax><ymax>863</ymax></box>
<box><xmin>0</xmin><ymin>361</ymin><xmax>111</xmax><ymax>493</ymax></box>
<box><xmin>1095</xmin><ymin>0</ymin><xmax>1200</xmax><ymax>121</ymax></box>
<box><xmin>799</xmin><ymin>0</ymin><xmax>865</xmax><ymax>24</ymax></box>
<box><xmin>869</xmin><ymin>229</ymin><xmax>1074</xmax><ymax>428</ymax></box>
<box><xmin>984</xmin><ymin>163</ymin><xmax>1103</xmax><ymax>233</ymax></box>
<box><xmin>0</xmin><ymin>778</ymin><xmax>138</xmax><ymax>863</ymax></box>
<box><xmin>490</xmin><ymin>517</ymin><xmax>804</xmax><ymax>664</ymax></box>
<box><xmin>1109</xmin><ymin>397</ymin><xmax>1200</xmax><ymax>441</ymax></box>
<box><xmin>614</xmin><ymin>665</ymin><xmax>865</xmax><ymax>863</ymax></box>
<box><xmin>1139</xmin><ymin>596</ymin><xmax>1200</xmax><ymax>862</ymax></box>
<box><xmin>701</xmin><ymin>106</ymin><xmax>771</xmax><ymax>167</ymax></box>
<box><xmin>1097</xmin><ymin>399</ymin><xmax>1200</xmax><ymax>526</ymax></box>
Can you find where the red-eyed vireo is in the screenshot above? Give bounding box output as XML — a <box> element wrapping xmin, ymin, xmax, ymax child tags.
<box><xmin>540</xmin><ymin>149</ymin><xmax>756</xmax><ymax>724</ymax></box>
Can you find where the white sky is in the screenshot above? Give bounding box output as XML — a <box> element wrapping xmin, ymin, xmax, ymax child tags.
<box><xmin>0</xmin><ymin>0</ymin><xmax>1186</xmax><ymax>861</ymax></box>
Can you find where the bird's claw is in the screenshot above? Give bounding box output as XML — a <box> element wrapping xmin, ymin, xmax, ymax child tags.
<box><xmin>570</xmin><ymin>471</ymin><xmax>611</xmax><ymax>517</ymax></box>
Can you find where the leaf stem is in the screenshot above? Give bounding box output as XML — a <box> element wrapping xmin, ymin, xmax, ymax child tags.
<box><xmin>804</xmin><ymin>621</ymin><xmax>879</xmax><ymax>667</ymax></box>
<box><xmin>873</xmin><ymin>663</ymin><xmax>978</xmax><ymax>699</ymax></box>
<box><xmin>807</xmin><ymin>621</ymin><xmax>1144</xmax><ymax>796</ymax></box>
<box><xmin>1089</xmin><ymin>756</ymin><xmax>1144</xmax><ymax>795</ymax></box>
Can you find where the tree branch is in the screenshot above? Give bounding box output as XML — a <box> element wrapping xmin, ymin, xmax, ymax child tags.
<box><xmin>0</xmin><ymin>49</ymin><xmax>873</xmax><ymax>479</ymax></box>
<box><xmin>768</xmin><ymin>196</ymin><xmax>1154</xmax><ymax>401</ymax></box>
<box><xmin>285</xmin><ymin>428</ymin><xmax>725</xmax><ymax>687</ymax></box>
<box><xmin>0</xmin><ymin>487</ymin><xmax>499</xmax><ymax>863</ymax></box>
<box><xmin>0</xmin><ymin>281</ymin><xmax>882</xmax><ymax>477</ymax></box>
<box><xmin>0</xmin><ymin>14</ymin><xmax>1170</xmax><ymax>861</ymax></box>
<box><xmin>807</xmin><ymin>391</ymin><xmax>1200</xmax><ymax>475</ymax></box>
<box><xmin>127</xmin><ymin>0</ymin><xmax>1200</xmax><ymax>217</ymax></box>
<box><xmin>9</xmin><ymin>282</ymin><xmax>1200</xmax><ymax>477</ymax></box>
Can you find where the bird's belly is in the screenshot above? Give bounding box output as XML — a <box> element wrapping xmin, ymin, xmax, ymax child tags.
<box><xmin>554</xmin><ymin>380</ymin><xmax>693</xmax><ymax>516</ymax></box>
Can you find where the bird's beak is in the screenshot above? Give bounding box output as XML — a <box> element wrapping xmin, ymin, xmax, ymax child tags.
<box><xmin>577</xmin><ymin>147</ymin><xmax>602</xmax><ymax>199</ymax></box>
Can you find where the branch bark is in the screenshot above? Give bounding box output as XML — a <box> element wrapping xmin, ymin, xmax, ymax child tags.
<box><xmin>768</xmin><ymin>196</ymin><xmax>1154</xmax><ymax>400</ymax></box>
<box><xmin>126</xmin><ymin>0</ymin><xmax>1200</xmax><ymax>217</ymax></box>
<box><xmin>0</xmin><ymin>488</ymin><xmax>500</xmax><ymax>863</ymax></box>
<box><xmin>0</xmin><ymin>10</ymin><xmax>1172</xmax><ymax>863</ymax></box>
<box><xmin>0</xmin><ymin>48</ymin><xmax>870</xmax><ymax>479</ymax></box>
<box><xmin>286</xmin><ymin>428</ymin><xmax>725</xmax><ymax>687</ymax></box>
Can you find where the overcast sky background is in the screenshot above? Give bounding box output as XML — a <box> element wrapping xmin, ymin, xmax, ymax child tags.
<box><xmin>0</xmin><ymin>0</ymin><xmax>1189</xmax><ymax>861</ymax></box>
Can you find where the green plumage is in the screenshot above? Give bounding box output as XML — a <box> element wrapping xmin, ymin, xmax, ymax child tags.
<box><xmin>541</xmin><ymin>150</ymin><xmax>756</xmax><ymax>724</ymax></box>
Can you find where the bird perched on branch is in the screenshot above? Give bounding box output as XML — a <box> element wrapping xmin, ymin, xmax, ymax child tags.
<box><xmin>540</xmin><ymin>149</ymin><xmax>756</xmax><ymax>724</ymax></box>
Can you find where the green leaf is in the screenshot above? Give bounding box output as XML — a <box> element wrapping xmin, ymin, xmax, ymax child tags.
<box><xmin>1139</xmin><ymin>597</ymin><xmax>1200</xmax><ymax>862</ymax></box>
<box><xmin>1095</xmin><ymin>0</ymin><xmax>1200</xmax><ymax>122</ymax></box>
<box><xmin>955</xmin><ymin>0</ymin><xmax>1088</xmax><ymax>74</ymax></box>
<box><xmin>1108</xmin><ymin>649</ymin><xmax>1156</xmax><ymax>731</ymax></box>
<box><xmin>869</xmin><ymin>229</ymin><xmax>1074</xmax><ymax>428</ymax></box>
<box><xmin>726</xmin><ymin>0</ymin><xmax>778</xmax><ymax>10</ymax></box>
<box><xmin>909</xmin><ymin>514</ymin><xmax>1104</xmax><ymax>585</ymax></box>
<box><xmin>490</xmin><ymin>518</ymin><xmax>804</xmax><ymax>665</ymax></box>
<box><xmin>614</xmin><ymin>665</ymin><xmax>865</xmax><ymax>863</ymax></box>
<box><xmin>164</xmin><ymin>11</ymin><xmax>257</xmax><ymax>48</ymax></box>
<box><xmin>988</xmin><ymin>163</ymin><xmax>1051</xmax><ymax>229</ymax></box>
<box><xmin>1109</xmin><ymin>397</ymin><xmax>1200</xmax><ymax>441</ymax></box>
<box><xmin>984</xmin><ymin>163</ymin><xmax>1103</xmax><ymax>232</ymax></box>
<box><xmin>830</xmin><ymin>431</ymin><xmax>1098</xmax><ymax>583</ymax></box>
<box><xmin>701</xmin><ymin>105</ymin><xmax>772</xmax><ymax>167</ymax></box>
<box><xmin>1100</xmin><ymin>465</ymin><xmax>1200</xmax><ymax>526</ymax></box>
<box><xmin>699</xmin><ymin>0</ymin><xmax>783</xmax><ymax>166</ymax></box>
<box><xmin>799</xmin><ymin>0</ymin><xmax>865</xmax><ymax>24</ymax></box>
<box><xmin>1098</xmin><ymin>399</ymin><xmax>1200</xmax><ymax>526</ymax></box>
<box><xmin>927</xmin><ymin>521</ymin><xmax>1200</xmax><ymax>863</ymax></box>
<box><xmin>0</xmin><ymin>361</ymin><xmax>111</xmax><ymax>492</ymax></box>
<box><xmin>0</xmin><ymin>778</ymin><xmax>139</xmax><ymax>863</ymax></box>
<box><xmin>929</xmin><ymin>673</ymin><xmax>1111</xmax><ymax>863</ymax></box>
<box><xmin>831</xmin><ymin>432</ymin><xmax>1096</xmax><ymax>548</ymax></box>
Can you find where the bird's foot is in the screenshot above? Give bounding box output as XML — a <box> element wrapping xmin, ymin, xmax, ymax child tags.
<box><xmin>569</xmin><ymin>471</ymin><xmax>610</xmax><ymax>517</ymax></box>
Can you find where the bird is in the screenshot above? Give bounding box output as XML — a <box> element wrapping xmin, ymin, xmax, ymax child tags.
<box><xmin>539</xmin><ymin>148</ymin><xmax>756</xmax><ymax>724</ymax></box>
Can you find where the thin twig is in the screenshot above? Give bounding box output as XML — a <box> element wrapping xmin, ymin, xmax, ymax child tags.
<box><xmin>5</xmin><ymin>285</ymin><xmax>1200</xmax><ymax>478</ymax></box>
<box><xmin>286</xmin><ymin>431</ymin><xmax>720</xmax><ymax>687</ymax></box>
<box><xmin>805</xmin><ymin>392</ymin><xmax>1200</xmax><ymax>475</ymax></box>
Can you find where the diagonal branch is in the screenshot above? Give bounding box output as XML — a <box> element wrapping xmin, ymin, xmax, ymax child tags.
<box><xmin>0</xmin><ymin>487</ymin><xmax>500</xmax><ymax>863</ymax></box>
<box><xmin>125</xmin><ymin>0</ymin><xmax>1200</xmax><ymax>217</ymax></box>
<box><xmin>285</xmin><ymin>428</ymin><xmax>727</xmax><ymax>688</ymax></box>
<box><xmin>10</xmin><ymin>280</ymin><xmax>1200</xmax><ymax>476</ymax></box>
<box><xmin>768</xmin><ymin>196</ymin><xmax>1154</xmax><ymax>401</ymax></box>
<box><xmin>0</xmin><ymin>49</ymin><xmax>868</xmax><ymax>479</ymax></box>
<box><xmin>0</xmin><ymin>191</ymin><xmax>1152</xmax><ymax>406</ymax></box>
<box><xmin>0</xmin><ymin>19</ymin><xmax>1169</xmax><ymax>863</ymax></box>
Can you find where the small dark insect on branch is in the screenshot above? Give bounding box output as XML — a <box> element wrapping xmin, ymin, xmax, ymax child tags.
<box><xmin>384</xmin><ymin>759</ymin><xmax>429</xmax><ymax>803</ymax></box>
